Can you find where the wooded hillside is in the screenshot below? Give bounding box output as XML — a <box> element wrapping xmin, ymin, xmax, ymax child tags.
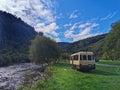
<box><xmin>102</xmin><ymin>21</ymin><xmax>120</xmax><ymax>60</ymax></box>
<box><xmin>60</xmin><ymin>34</ymin><xmax>107</xmax><ymax>59</ymax></box>
<box><xmin>0</xmin><ymin>11</ymin><xmax>37</xmax><ymax>66</ymax></box>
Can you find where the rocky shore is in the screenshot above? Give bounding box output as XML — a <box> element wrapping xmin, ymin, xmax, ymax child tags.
<box><xmin>0</xmin><ymin>63</ymin><xmax>47</xmax><ymax>90</ymax></box>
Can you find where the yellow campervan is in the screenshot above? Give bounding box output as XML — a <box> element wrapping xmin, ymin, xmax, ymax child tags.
<box><xmin>70</xmin><ymin>51</ymin><xmax>95</xmax><ymax>70</ymax></box>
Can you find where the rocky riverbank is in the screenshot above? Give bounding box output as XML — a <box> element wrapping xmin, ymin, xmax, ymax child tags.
<box><xmin>0</xmin><ymin>63</ymin><xmax>47</xmax><ymax>90</ymax></box>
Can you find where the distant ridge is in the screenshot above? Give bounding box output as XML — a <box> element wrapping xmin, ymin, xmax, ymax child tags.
<box><xmin>59</xmin><ymin>34</ymin><xmax>107</xmax><ymax>58</ymax></box>
<box><xmin>58</xmin><ymin>42</ymin><xmax>70</xmax><ymax>47</ymax></box>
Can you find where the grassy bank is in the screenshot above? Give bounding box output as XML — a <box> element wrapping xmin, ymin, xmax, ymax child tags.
<box><xmin>98</xmin><ymin>60</ymin><xmax>120</xmax><ymax>66</ymax></box>
<box><xmin>19</xmin><ymin>60</ymin><xmax>120</xmax><ymax>90</ymax></box>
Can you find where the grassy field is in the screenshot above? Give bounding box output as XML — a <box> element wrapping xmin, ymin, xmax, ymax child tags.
<box><xmin>98</xmin><ymin>60</ymin><xmax>120</xmax><ymax>66</ymax></box>
<box><xmin>19</xmin><ymin>60</ymin><xmax>120</xmax><ymax>90</ymax></box>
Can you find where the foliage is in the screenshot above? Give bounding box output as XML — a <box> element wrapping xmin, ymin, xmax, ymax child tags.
<box><xmin>0</xmin><ymin>51</ymin><xmax>29</xmax><ymax>66</ymax></box>
<box><xmin>0</xmin><ymin>11</ymin><xmax>37</xmax><ymax>66</ymax></box>
<box><xmin>29</xmin><ymin>35</ymin><xmax>61</xmax><ymax>64</ymax></box>
<box><xmin>19</xmin><ymin>61</ymin><xmax>120</xmax><ymax>90</ymax></box>
<box><xmin>102</xmin><ymin>21</ymin><xmax>120</xmax><ymax>60</ymax></box>
<box><xmin>60</xmin><ymin>52</ymin><xmax>70</xmax><ymax>60</ymax></box>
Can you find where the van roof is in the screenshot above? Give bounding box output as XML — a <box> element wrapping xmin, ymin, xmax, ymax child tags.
<box><xmin>71</xmin><ymin>51</ymin><xmax>93</xmax><ymax>56</ymax></box>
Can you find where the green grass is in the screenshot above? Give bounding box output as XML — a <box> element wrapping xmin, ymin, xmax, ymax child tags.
<box><xmin>98</xmin><ymin>60</ymin><xmax>120</xmax><ymax>66</ymax></box>
<box><xmin>19</xmin><ymin>61</ymin><xmax>120</xmax><ymax>90</ymax></box>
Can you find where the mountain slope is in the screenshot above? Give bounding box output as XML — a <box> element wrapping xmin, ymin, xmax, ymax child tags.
<box><xmin>58</xmin><ymin>42</ymin><xmax>70</xmax><ymax>47</ymax></box>
<box><xmin>61</xmin><ymin>34</ymin><xmax>107</xmax><ymax>58</ymax></box>
<box><xmin>0</xmin><ymin>11</ymin><xmax>37</xmax><ymax>66</ymax></box>
<box><xmin>102</xmin><ymin>21</ymin><xmax>120</xmax><ymax>60</ymax></box>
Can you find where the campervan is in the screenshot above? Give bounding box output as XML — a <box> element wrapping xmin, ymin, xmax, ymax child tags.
<box><xmin>70</xmin><ymin>52</ymin><xmax>95</xmax><ymax>70</ymax></box>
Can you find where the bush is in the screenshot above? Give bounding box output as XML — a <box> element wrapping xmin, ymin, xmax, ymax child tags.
<box><xmin>29</xmin><ymin>35</ymin><xmax>61</xmax><ymax>64</ymax></box>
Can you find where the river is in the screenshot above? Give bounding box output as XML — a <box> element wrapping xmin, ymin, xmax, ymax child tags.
<box><xmin>0</xmin><ymin>63</ymin><xmax>47</xmax><ymax>90</ymax></box>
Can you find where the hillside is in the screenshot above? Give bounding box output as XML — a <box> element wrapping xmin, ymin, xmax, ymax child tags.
<box><xmin>102</xmin><ymin>21</ymin><xmax>120</xmax><ymax>60</ymax></box>
<box><xmin>58</xmin><ymin>42</ymin><xmax>70</xmax><ymax>47</ymax></box>
<box><xmin>60</xmin><ymin>34</ymin><xmax>107</xmax><ymax>58</ymax></box>
<box><xmin>0</xmin><ymin>11</ymin><xmax>37</xmax><ymax>66</ymax></box>
<box><xmin>59</xmin><ymin>21</ymin><xmax>120</xmax><ymax>60</ymax></box>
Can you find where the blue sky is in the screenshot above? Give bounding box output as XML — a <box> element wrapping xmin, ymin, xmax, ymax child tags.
<box><xmin>55</xmin><ymin>0</ymin><xmax>120</xmax><ymax>42</ymax></box>
<box><xmin>0</xmin><ymin>0</ymin><xmax>120</xmax><ymax>42</ymax></box>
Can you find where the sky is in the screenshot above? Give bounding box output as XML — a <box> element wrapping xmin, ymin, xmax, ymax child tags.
<box><xmin>0</xmin><ymin>0</ymin><xmax>120</xmax><ymax>42</ymax></box>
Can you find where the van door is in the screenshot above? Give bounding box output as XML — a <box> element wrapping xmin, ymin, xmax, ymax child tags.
<box><xmin>80</xmin><ymin>55</ymin><xmax>87</xmax><ymax>65</ymax></box>
<box><xmin>87</xmin><ymin>55</ymin><xmax>95</xmax><ymax>65</ymax></box>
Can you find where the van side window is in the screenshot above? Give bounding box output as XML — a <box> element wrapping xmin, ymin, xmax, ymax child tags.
<box><xmin>83</xmin><ymin>55</ymin><xmax>87</xmax><ymax>60</ymax></box>
<box><xmin>88</xmin><ymin>55</ymin><xmax>92</xmax><ymax>60</ymax></box>
<box><xmin>74</xmin><ymin>55</ymin><xmax>78</xmax><ymax>60</ymax></box>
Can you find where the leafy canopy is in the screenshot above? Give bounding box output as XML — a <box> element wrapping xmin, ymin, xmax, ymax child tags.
<box><xmin>29</xmin><ymin>35</ymin><xmax>61</xmax><ymax>64</ymax></box>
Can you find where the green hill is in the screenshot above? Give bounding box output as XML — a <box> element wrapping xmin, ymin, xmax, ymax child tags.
<box><xmin>0</xmin><ymin>11</ymin><xmax>37</xmax><ymax>66</ymax></box>
<box><xmin>60</xmin><ymin>34</ymin><xmax>107</xmax><ymax>59</ymax></box>
<box><xmin>102</xmin><ymin>21</ymin><xmax>120</xmax><ymax>60</ymax></box>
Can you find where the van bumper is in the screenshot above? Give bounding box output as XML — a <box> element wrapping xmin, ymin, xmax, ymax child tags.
<box><xmin>80</xmin><ymin>64</ymin><xmax>95</xmax><ymax>70</ymax></box>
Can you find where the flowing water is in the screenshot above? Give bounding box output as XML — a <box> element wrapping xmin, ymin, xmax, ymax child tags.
<box><xmin>0</xmin><ymin>63</ymin><xmax>46</xmax><ymax>90</ymax></box>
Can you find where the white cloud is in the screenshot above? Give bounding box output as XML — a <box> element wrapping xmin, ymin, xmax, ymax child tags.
<box><xmin>100</xmin><ymin>12</ymin><xmax>117</xmax><ymax>21</ymax></box>
<box><xmin>64</xmin><ymin>22</ymin><xmax>99</xmax><ymax>41</ymax></box>
<box><xmin>69</xmin><ymin>10</ymin><xmax>80</xmax><ymax>19</ymax></box>
<box><xmin>64</xmin><ymin>29</ymin><xmax>74</xmax><ymax>38</ymax></box>
<box><xmin>79</xmin><ymin>22</ymin><xmax>91</xmax><ymax>28</ymax></box>
<box><xmin>70</xmin><ymin>23</ymin><xmax>78</xmax><ymax>30</ymax></box>
<box><xmin>35</xmin><ymin>22</ymin><xmax>59</xmax><ymax>37</ymax></box>
<box><xmin>0</xmin><ymin>0</ymin><xmax>59</xmax><ymax>37</ymax></box>
<box><xmin>64</xmin><ymin>23</ymin><xmax>72</xmax><ymax>27</ymax></box>
<box><xmin>54</xmin><ymin>38</ymin><xmax>61</xmax><ymax>42</ymax></box>
<box><xmin>46</xmin><ymin>35</ymin><xmax>61</xmax><ymax>42</ymax></box>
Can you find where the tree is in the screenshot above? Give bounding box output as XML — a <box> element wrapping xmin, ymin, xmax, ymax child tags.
<box><xmin>29</xmin><ymin>35</ymin><xmax>61</xmax><ymax>64</ymax></box>
<box><xmin>102</xmin><ymin>21</ymin><xmax>120</xmax><ymax>60</ymax></box>
<box><xmin>60</xmin><ymin>53</ymin><xmax>70</xmax><ymax>60</ymax></box>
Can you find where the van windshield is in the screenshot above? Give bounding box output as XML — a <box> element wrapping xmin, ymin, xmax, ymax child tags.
<box><xmin>74</xmin><ymin>55</ymin><xmax>78</xmax><ymax>60</ymax></box>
